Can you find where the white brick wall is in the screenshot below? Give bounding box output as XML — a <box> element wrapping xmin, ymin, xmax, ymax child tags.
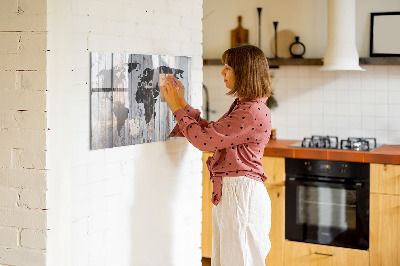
<box><xmin>47</xmin><ymin>1</ymin><xmax>203</xmax><ymax>266</ymax></box>
<box><xmin>0</xmin><ymin>0</ymin><xmax>48</xmax><ymax>265</ymax></box>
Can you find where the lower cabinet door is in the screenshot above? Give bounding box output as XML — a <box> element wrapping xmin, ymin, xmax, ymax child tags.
<box><xmin>370</xmin><ymin>193</ymin><xmax>400</xmax><ymax>266</ymax></box>
<box><xmin>202</xmin><ymin>152</ymin><xmax>213</xmax><ymax>258</ymax></box>
<box><xmin>264</xmin><ymin>184</ymin><xmax>284</xmax><ymax>266</ymax></box>
<box><xmin>284</xmin><ymin>241</ymin><xmax>369</xmax><ymax>266</ymax></box>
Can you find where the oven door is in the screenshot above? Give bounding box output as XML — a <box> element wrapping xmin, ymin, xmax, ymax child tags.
<box><xmin>285</xmin><ymin>177</ymin><xmax>369</xmax><ymax>250</ymax></box>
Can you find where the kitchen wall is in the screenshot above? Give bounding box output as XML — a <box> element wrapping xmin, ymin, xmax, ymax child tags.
<box><xmin>1</xmin><ymin>0</ymin><xmax>203</xmax><ymax>265</ymax></box>
<box><xmin>46</xmin><ymin>0</ymin><xmax>203</xmax><ymax>265</ymax></box>
<box><xmin>203</xmin><ymin>0</ymin><xmax>400</xmax><ymax>144</ymax></box>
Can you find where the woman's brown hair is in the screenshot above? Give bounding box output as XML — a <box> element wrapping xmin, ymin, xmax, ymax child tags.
<box><xmin>221</xmin><ymin>44</ymin><xmax>273</xmax><ymax>99</ymax></box>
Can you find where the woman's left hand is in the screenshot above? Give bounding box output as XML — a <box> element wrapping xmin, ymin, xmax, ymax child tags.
<box><xmin>160</xmin><ymin>76</ymin><xmax>183</xmax><ymax>113</ymax></box>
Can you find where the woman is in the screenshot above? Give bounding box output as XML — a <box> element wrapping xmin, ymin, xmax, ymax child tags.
<box><xmin>161</xmin><ymin>44</ymin><xmax>273</xmax><ymax>266</ymax></box>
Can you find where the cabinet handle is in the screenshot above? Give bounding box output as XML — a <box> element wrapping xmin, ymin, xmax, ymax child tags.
<box><xmin>314</xmin><ymin>252</ymin><xmax>335</xmax><ymax>257</ymax></box>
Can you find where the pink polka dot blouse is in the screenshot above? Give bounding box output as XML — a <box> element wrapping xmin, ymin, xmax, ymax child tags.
<box><xmin>169</xmin><ymin>97</ymin><xmax>272</xmax><ymax>206</ymax></box>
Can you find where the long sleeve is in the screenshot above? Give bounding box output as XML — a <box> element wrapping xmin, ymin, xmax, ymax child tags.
<box><xmin>172</xmin><ymin>105</ymin><xmax>257</xmax><ymax>152</ymax></box>
<box><xmin>169</xmin><ymin>104</ymin><xmax>210</xmax><ymax>137</ymax></box>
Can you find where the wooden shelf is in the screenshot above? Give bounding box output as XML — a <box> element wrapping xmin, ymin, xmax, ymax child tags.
<box><xmin>359</xmin><ymin>57</ymin><xmax>400</xmax><ymax>65</ymax></box>
<box><xmin>203</xmin><ymin>57</ymin><xmax>400</xmax><ymax>67</ymax></box>
<box><xmin>268</xmin><ymin>58</ymin><xmax>322</xmax><ymax>67</ymax></box>
<box><xmin>203</xmin><ymin>58</ymin><xmax>323</xmax><ymax>67</ymax></box>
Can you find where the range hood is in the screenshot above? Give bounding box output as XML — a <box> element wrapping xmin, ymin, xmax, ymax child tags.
<box><xmin>320</xmin><ymin>0</ymin><xmax>365</xmax><ymax>71</ymax></box>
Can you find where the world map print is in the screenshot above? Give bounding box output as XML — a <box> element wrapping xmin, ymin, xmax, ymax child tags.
<box><xmin>90</xmin><ymin>52</ymin><xmax>191</xmax><ymax>150</ymax></box>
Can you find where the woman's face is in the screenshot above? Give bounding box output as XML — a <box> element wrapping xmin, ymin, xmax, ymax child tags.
<box><xmin>220</xmin><ymin>64</ymin><xmax>235</xmax><ymax>89</ymax></box>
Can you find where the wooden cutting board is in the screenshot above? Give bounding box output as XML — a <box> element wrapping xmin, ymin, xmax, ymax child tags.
<box><xmin>231</xmin><ymin>16</ymin><xmax>249</xmax><ymax>48</ymax></box>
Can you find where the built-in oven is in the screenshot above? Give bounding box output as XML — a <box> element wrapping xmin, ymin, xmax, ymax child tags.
<box><xmin>285</xmin><ymin>158</ymin><xmax>369</xmax><ymax>250</ymax></box>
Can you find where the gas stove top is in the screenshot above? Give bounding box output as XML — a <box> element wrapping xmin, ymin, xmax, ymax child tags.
<box><xmin>289</xmin><ymin>135</ymin><xmax>382</xmax><ymax>151</ymax></box>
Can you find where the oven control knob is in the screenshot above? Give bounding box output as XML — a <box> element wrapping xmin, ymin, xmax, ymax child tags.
<box><xmin>304</xmin><ymin>161</ymin><xmax>312</xmax><ymax>171</ymax></box>
<box><xmin>340</xmin><ymin>164</ymin><xmax>347</xmax><ymax>174</ymax></box>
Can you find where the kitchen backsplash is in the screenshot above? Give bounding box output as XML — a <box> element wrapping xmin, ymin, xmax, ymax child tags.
<box><xmin>203</xmin><ymin>65</ymin><xmax>400</xmax><ymax>144</ymax></box>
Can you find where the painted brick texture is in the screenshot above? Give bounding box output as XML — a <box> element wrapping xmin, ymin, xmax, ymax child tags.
<box><xmin>46</xmin><ymin>0</ymin><xmax>203</xmax><ymax>266</ymax></box>
<box><xmin>0</xmin><ymin>0</ymin><xmax>48</xmax><ymax>265</ymax></box>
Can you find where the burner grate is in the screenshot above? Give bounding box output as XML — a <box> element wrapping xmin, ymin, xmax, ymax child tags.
<box><xmin>340</xmin><ymin>137</ymin><xmax>377</xmax><ymax>151</ymax></box>
<box><xmin>301</xmin><ymin>135</ymin><xmax>339</xmax><ymax>149</ymax></box>
<box><xmin>296</xmin><ymin>136</ymin><xmax>378</xmax><ymax>151</ymax></box>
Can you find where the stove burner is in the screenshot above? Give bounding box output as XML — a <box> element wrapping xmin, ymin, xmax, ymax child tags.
<box><xmin>340</xmin><ymin>137</ymin><xmax>377</xmax><ymax>151</ymax></box>
<box><xmin>301</xmin><ymin>135</ymin><xmax>339</xmax><ymax>149</ymax></box>
<box><xmin>294</xmin><ymin>136</ymin><xmax>378</xmax><ymax>151</ymax></box>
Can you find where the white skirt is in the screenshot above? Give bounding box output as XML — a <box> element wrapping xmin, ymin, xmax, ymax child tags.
<box><xmin>212</xmin><ymin>176</ymin><xmax>271</xmax><ymax>266</ymax></box>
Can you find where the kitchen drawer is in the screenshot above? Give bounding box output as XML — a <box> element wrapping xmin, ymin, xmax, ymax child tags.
<box><xmin>284</xmin><ymin>241</ymin><xmax>369</xmax><ymax>266</ymax></box>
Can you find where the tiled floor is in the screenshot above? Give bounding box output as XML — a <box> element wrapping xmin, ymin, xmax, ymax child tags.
<box><xmin>202</xmin><ymin>257</ymin><xmax>211</xmax><ymax>266</ymax></box>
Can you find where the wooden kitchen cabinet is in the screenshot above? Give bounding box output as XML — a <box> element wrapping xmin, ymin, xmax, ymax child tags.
<box><xmin>201</xmin><ymin>154</ymin><xmax>286</xmax><ymax>266</ymax></box>
<box><xmin>264</xmin><ymin>184</ymin><xmax>285</xmax><ymax>266</ymax></box>
<box><xmin>370</xmin><ymin>163</ymin><xmax>400</xmax><ymax>266</ymax></box>
<box><xmin>370</xmin><ymin>163</ymin><xmax>400</xmax><ymax>195</ymax></box>
<box><xmin>262</xmin><ymin>156</ymin><xmax>285</xmax><ymax>266</ymax></box>
<box><xmin>284</xmin><ymin>241</ymin><xmax>369</xmax><ymax>266</ymax></box>
<box><xmin>370</xmin><ymin>193</ymin><xmax>400</xmax><ymax>266</ymax></box>
<box><xmin>261</xmin><ymin>156</ymin><xmax>285</xmax><ymax>186</ymax></box>
<box><xmin>202</xmin><ymin>152</ymin><xmax>213</xmax><ymax>258</ymax></box>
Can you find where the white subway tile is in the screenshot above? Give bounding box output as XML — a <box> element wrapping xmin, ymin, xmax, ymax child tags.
<box><xmin>323</xmin><ymin>86</ymin><xmax>336</xmax><ymax>103</ymax></box>
<box><xmin>374</xmin><ymin>90</ymin><xmax>388</xmax><ymax>104</ymax></box>
<box><xmin>285</xmin><ymin>66</ymin><xmax>298</xmax><ymax>77</ymax></box>
<box><xmin>298</xmin><ymin>77</ymin><xmax>311</xmax><ymax>89</ymax></box>
<box><xmin>336</xmin><ymin>115</ymin><xmax>348</xmax><ymax>128</ymax></box>
<box><xmin>374</xmin><ymin>77</ymin><xmax>388</xmax><ymax>91</ymax></box>
<box><xmin>336</xmin><ymin>103</ymin><xmax>349</xmax><ymax>116</ymax></box>
<box><xmin>335</xmin><ymin>72</ymin><xmax>349</xmax><ymax>90</ymax></box>
<box><xmin>286</xmin><ymin>77</ymin><xmax>299</xmax><ymax>89</ymax></box>
<box><xmin>336</xmin><ymin>90</ymin><xmax>349</xmax><ymax>103</ymax></box>
<box><xmin>388</xmin><ymin>131</ymin><xmax>400</xmax><ymax>143</ymax></box>
<box><xmin>389</xmin><ymin>104</ymin><xmax>400</xmax><ymax>117</ymax></box>
<box><xmin>388</xmin><ymin>117</ymin><xmax>400</xmax><ymax>131</ymax></box>
<box><xmin>348</xmin><ymin>116</ymin><xmax>362</xmax><ymax>129</ymax></box>
<box><xmin>323</xmin><ymin>103</ymin><xmax>336</xmax><ymax>116</ymax></box>
<box><xmin>374</xmin><ymin>130</ymin><xmax>389</xmax><ymax>144</ymax></box>
<box><xmin>374</xmin><ymin>117</ymin><xmax>389</xmax><ymax>131</ymax></box>
<box><xmin>361</xmin><ymin>104</ymin><xmax>375</xmax><ymax>117</ymax></box>
<box><xmin>323</xmin><ymin>115</ymin><xmax>336</xmax><ymax>130</ymax></box>
<box><xmin>348</xmin><ymin>90</ymin><xmax>362</xmax><ymax>103</ymax></box>
<box><xmin>388</xmin><ymin>91</ymin><xmax>400</xmax><ymax>104</ymax></box>
<box><xmin>348</xmin><ymin>128</ymin><xmax>362</xmax><ymax>137</ymax></box>
<box><xmin>375</xmin><ymin>104</ymin><xmax>389</xmax><ymax>117</ymax></box>
<box><xmin>374</xmin><ymin>65</ymin><xmax>388</xmax><ymax>77</ymax></box>
<box><xmin>298</xmin><ymin>67</ymin><xmax>311</xmax><ymax>78</ymax></box>
<box><xmin>361</xmin><ymin>129</ymin><xmax>375</xmax><ymax>138</ymax></box>
<box><xmin>361</xmin><ymin>90</ymin><xmax>374</xmax><ymax>104</ymax></box>
<box><xmin>362</xmin><ymin>116</ymin><xmax>375</xmax><ymax>130</ymax></box>
<box><xmin>348</xmin><ymin>71</ymin><xmax>362</xmax><ymax>90</ymax></box>
<box><xmin>388</xmin><ymin>76</ymin><xmax>400</xmax><ymax>91</ymax></box>
<box><xmin>322</xmin><ymin>70</ymin><xmax>335</xmax><ymax>78</ymax></box>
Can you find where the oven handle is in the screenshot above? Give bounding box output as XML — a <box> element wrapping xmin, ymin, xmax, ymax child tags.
<box><xmin>286</xmin><ymin>177</ymin><xmax>364</xmax><ymax>189</ymax></box>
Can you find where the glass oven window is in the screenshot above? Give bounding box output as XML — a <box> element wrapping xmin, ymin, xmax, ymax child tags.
<box><xmin>297</xmin><ymin>186</ymin><xmax>357</xmax><ymax>230</ymax></box>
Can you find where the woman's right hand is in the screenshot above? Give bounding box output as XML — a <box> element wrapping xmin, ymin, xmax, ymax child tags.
<box><xmin>168</xmin><ymin>76</ymin><xmax>187</xmax><ymax>108</ymax></box>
